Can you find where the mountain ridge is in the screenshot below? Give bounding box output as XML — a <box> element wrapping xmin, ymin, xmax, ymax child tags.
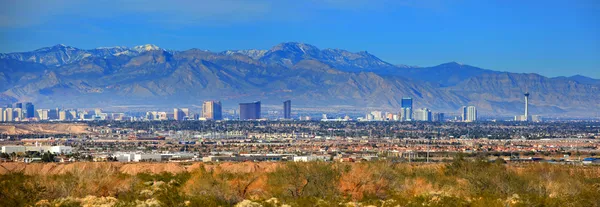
<box><xmin>1</xmin><ymin>43</ymin><xmax>598</xmax><ymax>117</ymax></box>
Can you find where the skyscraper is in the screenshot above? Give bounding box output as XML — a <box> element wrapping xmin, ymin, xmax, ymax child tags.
<box><xmin>202</xmin><ymin>101</ymin><xmax>222</xmax><ymax>120</ymax></box>
<box><xmin>401</xmin><ymin>97</ymin><xmax>413</xmax><ymax>121</ymax></box>
<box><xmin>461</xmin><ymin>106</ymin><xmax>468</xmax><ymax>121</ymax></box>
<box><xmin>413</xmin><ymin>108</ymin><xmax>432</xmax><ymax>121</ymax></box>
<box><xmin>462</xmin><ymin>106</ymin><xmax>477</xmax><ymax>122</ymax></box>
<box><xmin>283</xmin><ymin>100</ymin><xmax>291</xmax><ymax>119</ymax></box>
<box><xmin>239</xmin><ymin>101</ymin><xmax>261</xmax><ymax>120</ymax></box>
<box><xmin>3</xmin><ymin>108</ymin><xmax>13</xmax><ymax>122</ymax></box>
<box><xmin>433</xmin><ymin>112</ymin><xmax>445</xmax><ymax>122</ymax></box>
<box><xmin>173</xmin><ymin>108</ymin><xmax>189</xmax><ymax>120</ymax></box>
<box><xmin>25</xmin><ymin>102</ymin><xmax>34</xmax><ymax>118</ymax></box>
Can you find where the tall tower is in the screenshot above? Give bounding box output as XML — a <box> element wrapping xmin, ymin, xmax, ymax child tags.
<box><xmin>283</xmin><ymin>100</ymin><xmax>291</xmax><ymax>119</ymax></box>
<box><xmin>524</xmin><ymin>92</ymin><xmax>529</xmax><ymax>121</ymax></box>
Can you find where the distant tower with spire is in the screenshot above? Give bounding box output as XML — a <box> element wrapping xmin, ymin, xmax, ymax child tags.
<box><xmin>524</xmin><ymin>92</ymin><xmax>530</xmax><ymax>121</ymax></box>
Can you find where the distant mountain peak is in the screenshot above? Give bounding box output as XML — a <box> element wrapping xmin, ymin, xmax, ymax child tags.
<box><xmin>222</xmin><ymin>49</ymin><xmax>268</xmax><ymax>59</ymax></box>
<box><xmin>95</xmin><ymin>46</ymin><xmax>127</xmax><ymax>50</ymax></box>
<box><xmin>34</xmin><ymin>44</ymin><xmax>78</xmax><ymax>52</ymax></box>
<box><xmin>270</xmin><ymin>42</ymin><xmax>319</xmax><ymax>54</ymax></box>
<box><xmin>132</xmin><ymin>44</ymin><xmax>161</xmax><ymax>52</ymax></box>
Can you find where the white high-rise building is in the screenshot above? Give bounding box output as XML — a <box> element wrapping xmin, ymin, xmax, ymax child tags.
<box><xmin>0</xmin><ymin>108</ymin><xmax>4</xmax><ymax>122</ymax></box>
<box><xmin>463</xmin><ymin>106</ymin><xmax>477</xmax><ymax>122</ymax></box>
<box><xmin>3</xmin><ymin>108</ymin><xmax>13</xmax><ymax>122</ymax></box>
<box><xmin>400</xmin><ymin>107</ymin><xmax>412</xmax><ymax>121</ymax></box>
<box><xmin>413</xmin><ymin>108</ymin><xmax>432</xmax><ymax>121</ymax></box>
<box><xmin>370</xmin><ymin>111</ymin><xmax>383</xmax><ymax>121</ymax></box>
<box><xmin>36</xmin><ymin>109</ymin><xmax>49</xmax><ymax>120</ymax></box>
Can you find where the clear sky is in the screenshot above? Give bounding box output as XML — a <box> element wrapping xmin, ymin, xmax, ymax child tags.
<box><xmin>1</xmin><ymin>0</ymin><xmax>599</xmax><ymax>78</ymax></box>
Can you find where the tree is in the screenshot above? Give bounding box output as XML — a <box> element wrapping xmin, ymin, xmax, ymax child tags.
<box><xmin>41</xmin><ymin>152</ymin><xmax>55</xmax><ymax>162</ymax></box>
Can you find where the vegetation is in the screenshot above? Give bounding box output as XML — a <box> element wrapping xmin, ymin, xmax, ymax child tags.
<box><xmin>1</xmin><ymin>159</ymin><xmax>599</xmax><ymax>206</ymax></box>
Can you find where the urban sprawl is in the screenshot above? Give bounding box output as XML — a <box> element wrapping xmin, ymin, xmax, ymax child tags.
<box><xmin>1</xmin><ymin>94</ymin><xmax>598</xmax><ymax>165</ymax></box>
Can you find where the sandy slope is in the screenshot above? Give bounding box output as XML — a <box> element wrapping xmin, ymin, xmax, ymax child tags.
<box><xmin>0</xmin><ymin>123</ymin><xmax>90</xmax><ymax>135</ymax></box>
<box><xmin>0</xmin><ymin>162</ymin><xmax>280</xmax><ymax>175</ymax></box>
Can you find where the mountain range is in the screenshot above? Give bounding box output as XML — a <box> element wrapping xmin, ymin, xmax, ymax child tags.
<box><xmin>0</xmin><ymin>42</ymin><xmax>599</xmax><ymax>117</ymax></box>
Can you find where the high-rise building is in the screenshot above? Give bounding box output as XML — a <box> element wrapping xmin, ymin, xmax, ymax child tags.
<box><xmin>15</xmin><ymin>103</ymin><xmax>23</xmax><ymax>109</ymax></box>
<box><xmin>3</xmin><ymin>108</ymin><xmax>13</xmax><ymax>122</ymax></box>
<box><xmin>36</xmin><ymin>109</ymin><xmax>49</xmax><ymax>120</ymax></box>
<box><xmin>59</xmin><ymin>110</ymin><xmax>67</xmax><ymax>121</ymax></box>
<box><xmin>49</xmin><ymin>108</ymin><xmax>60</xmax><ymax>120</ymax></box>
<box><xmin>283</xmin><ymin>100</ymin><xmax>291</xmax><ymax>119</ymax></box>
<box><xmin>371</xmin><ymin>111</ymin><xmax>383</xmax><ymax>120</ymax></box>
<box><xmin>433</xmin><ymin>112</ymin><xmax>445</xmax><ymax>122</ymax></box>
<box><xmin>401</xmin><ymin>97</ymin><xmax>413</xmax><ymax>121</ymax></box>
<box><xmin>174</xmin><ymin>108</ymin><xmax>185</xmax><ymax>120</ymax></box>
<box><xmin>400</xmin><ymin>107</ymin><xmax>412</xmax><ymax>121</ymax></box>
<box><xmin>401</xmin><ymin>98</ymin><xmax>413</xmax><ymax>108</ymax></box>
<box><xmin>13</xmin><ymin>108</ymin><xmax>22</xmax><ymax>121</ymax></box>
<box><xmin>68</xmin><ymin>110</ymin><xmax>77</xmax><ymax>120</ymax></box>
<box><xmin>462</xmin><ymin>106</ymin><xmax>477</xmax><ymax>122</ymax></box>
<box><xmin>25</xmin><ymin>102</ymin><xmax>34</xmax><ymax>118</ymax></box>
<box><xmin>413</xmin><ymin>108</ymin><xmax>432</xmax><ymax>121</ymax></box>
<box><xmin>0</xmin><ymin>108</ymin><xmax>4</xmax><ymax>122</ymax></box>
<box><xmin>202</xmin><ymin>101</ymin><xmax>222</xmax><ymax>120</ymax></box>
<box><xmin>239</xmin><ymin>101</ymin><xmax>261</xmax><ymax>120</ymax></box>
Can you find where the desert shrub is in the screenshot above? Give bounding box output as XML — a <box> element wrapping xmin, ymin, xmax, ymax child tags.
<box><xmin>183</xmin><ymin>167</ymin><xmax>240</xmax><ymax>205</ymax></box>
<box><xmin>267</xmin><ymin>162</ymin><xmax>341</xmax><ymax>201</ymax></box>
<box><xmin>0</xmin><ymin>173</ymin><xmax>46</xmax><ymax>207</ymax></box>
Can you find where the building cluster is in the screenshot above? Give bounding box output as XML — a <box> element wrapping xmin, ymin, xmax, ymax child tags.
<box><xmin>2</xmin><ymin>143</ymin><xmax>73</xmax><ymax>155</ymax></box>
<box><xmin>144</xmin><ymin>100</ymin><xmax>290</xmax><ymax>121</ymax></box>
<box><xmin>360</xmin><ymin>98</ymin><xmax>475</xmax><ymax>122</ymax></box>
<box><xmin>514</xmin><ymin>92</ymin><xmax>542</xmax><ymax>122</ymax></box>
<box><xmin>1</xmin><ymin>102</ymin><xmax>132</xmax><ymax>122</ymax></box>
<box><xmin>0</xmin><ymin>102</ymin><xmax>35</xmax><ymax>122</ymax></box>
<box><xmin>0</xmin><ymin>93</ymin><xmax>547</xmax><ymax>123</ymax></box>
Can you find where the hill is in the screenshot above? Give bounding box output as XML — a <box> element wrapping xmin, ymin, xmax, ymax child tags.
<box><xmin>1</xmin><ymin>42</ymin><xmax>599</xmax><ymax>116</ymax></box>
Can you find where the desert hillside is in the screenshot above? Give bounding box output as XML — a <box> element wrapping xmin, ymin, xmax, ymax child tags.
<box><xmin>1</xmin><ymin>161</ymin><xmax>599</xmax><ymax>206</ymax></box>
<box><xmin>0</xmin><ymin>123</ymin><xmax>90</xmax><ymax>135</ymax></box>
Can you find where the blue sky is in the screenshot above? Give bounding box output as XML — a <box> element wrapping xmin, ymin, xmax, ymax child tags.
<box><xmin>1</xmin><ymin>0</ymin><xmax>599</xmax><ymax>78</ymax></box>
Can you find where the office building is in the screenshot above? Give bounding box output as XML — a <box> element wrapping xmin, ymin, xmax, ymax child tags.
<box><xmin>401</xmin><ymin>98</ymin><xmax>413</xmax><ymax>108</ymax></box>
<box><xmin>13</xmin><ymin>108</ymin><xmax>22</xmax><ymax>121</ymax></box>
<box><xmin>413</xmin><ymin>108</ymin><xmax>432</xmax><ymax>121</ymax></box>
<box><xmin>400</xmin><ymin>107</ymin><xmax>412</xmax><ymax>121</ymax></box>
<box><xmin>401</xmin><ymin>97</ymin><xmax>413</xmax><ymax>121</ymax></box>
<box><xmin>371</xmin><ymin>111</ymin><xmax>383</xmax><ymax>121</ymax></box>
<box><xmin>25</xmin><ymin>102</ymin><xmax>34</xmax><ymax>118</ymax></box>
<box><xmin>15</xmin><ymin>103</ymin><xmax>23</xmax><ymax>109</ymax></box>
<box><xmin>35</xmin><ymin>109</ymin><xmax>49</xmax><ymax>120</ymax></box>
<box><xmin>239</xmin><ymin>101</ymin><xmax>261</xmax><ymax>120</ymax></box>
<box><xmin>202</xmin><ymin>101</ymin><xmax>222</xmax><ymax>120</ymax></box>
<box><xmin>461</xmin><ymin>106</ymin><xmax>477</xmax><ymax>122</ymax></box>
<box><xmin>433</xmin><ymin>112</ymin><xmax>445</xmax><ymax>122</ymax></box>
<box><xmin>3</xmin><ymin>108</ymin><xmax>13</xmax><ymax>122</ymax></box>
<box><xmin>174</xmin><ymin>108</ymin><xmax>185</xmax><ymax>120</ymax></box>
<box><xmin>59</xmin><ymin>110</ymin><xmax>67</xmax><ymax>121</ymax></box>
<box><xmin>283</xmin><ymin>100</ymin><xmax>291</xmax><ymax>119</ymax></box>
<box><xmin>175</xmin><ymin>108</ymin><xmax>190</xmax><ymax>120</ymax></box>
<box><xmin>68</xmin><ymin>110</ymin><xmax>77</xmax><ymax>120</ymax></box>
<box><xmin>49</xmin><ymin>108</ymin><xmax>59</xmax><ymax>120</ymax></box>
<box><xmin>0</xmin><ymin>108</ymin><xmax>3</xmax><ymax>122</ymax></box>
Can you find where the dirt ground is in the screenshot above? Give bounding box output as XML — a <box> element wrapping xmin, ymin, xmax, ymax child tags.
<box><xmin>0</xmin><ymin>123</ymin><xmax>90</xmax><ymax>135</ymax></box>
<box><xmin>0</xmin><ymin>162</ymin><xmax>281</xmax><ymax>175</ymax></box>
